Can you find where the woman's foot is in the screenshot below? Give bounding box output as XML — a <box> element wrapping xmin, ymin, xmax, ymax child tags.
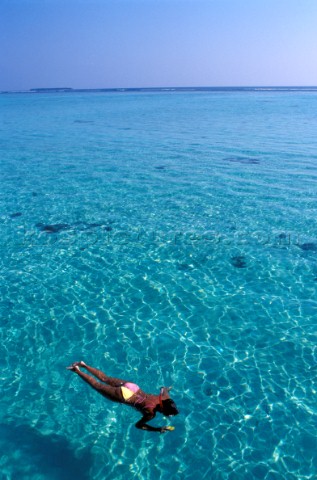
<box><xmin>66</xmin><ymin>362</ymin><xmax>81</xmax><ymax>371</ymax></box>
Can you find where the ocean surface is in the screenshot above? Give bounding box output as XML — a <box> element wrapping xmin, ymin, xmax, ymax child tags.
<box><xmin>0</xmin><ymin>88</ymin><xmax>317</xmax><ymax>479</ymax></box>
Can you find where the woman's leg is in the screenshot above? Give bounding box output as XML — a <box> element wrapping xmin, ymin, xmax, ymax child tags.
<box><xmin>78</xmin><ymin>361</ymin><xmax>128</xmax><ymax>387</ymax></box>
<box><xmin>69</xmin><ymin>365</ymin><xmax>123</xmax><ymax>402</ymax></box>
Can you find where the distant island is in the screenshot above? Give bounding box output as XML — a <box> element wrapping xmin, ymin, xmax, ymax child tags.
<box><xmin>30</xmin><ymin>87</ymin><xmax>73</xmax><ymax>92</ymax></box>
<box><xmin>27</xmin><ymin>86</ymin><xmax>317</xmax><ymax>94</ymax></box>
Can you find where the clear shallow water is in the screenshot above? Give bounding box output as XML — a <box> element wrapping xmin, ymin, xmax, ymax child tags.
<box><xmin>0</xmin><ymin>89</ymin><xmax>317</xmax><ymax>479</ymax></box>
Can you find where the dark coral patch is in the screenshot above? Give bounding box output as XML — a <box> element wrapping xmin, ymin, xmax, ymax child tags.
<box><xmin>231</xmin><ymin>255</ymin><xmax>247</xmax><ymax>268</ymax></box>
<box><xmin>36</xmin><ymin>221</ymin><xmax>113</xmax><ymax>234</ymax></box>
<box><xmin>74</xmin><ymin>120</ymin><xmax>94</xmax><ymax>124</ymax></box>
<box><xmin>10</xmin><ymin>212</ymin><xmax>22</xmax><ymax>218</ymax></box>
<box><xmin>177</xmin><ymin>263</ymin><xmax>193</xmax><ymax>271</ymax></box>
<box><xmin>203</xmin><ymin>385</ymin><xmax>213</xmax><ymax>396</ymax></box>
<box><xmin>299</xmin><ymin>243</ymin><xmax>317</xmax><ymax>252</ymax></box>
<box><xmin>36</xmin><ymin>223</ymin><xmax>70</xmax><ymax>233</ymax></box>
<box><xmin>225</xmin><ymin>156</ymin><xmax>260</xmax><ymax>165</ymax></box>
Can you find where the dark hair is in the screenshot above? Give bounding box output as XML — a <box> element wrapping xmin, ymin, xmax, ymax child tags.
<box><xmin>162</xmin><ymin>398</ymin><xmax>179</xmax><ymax>416</ymax></box>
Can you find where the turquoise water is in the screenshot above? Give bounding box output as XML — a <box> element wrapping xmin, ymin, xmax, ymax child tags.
<box><xmin>1</xmin><ymin>90</ymin><xmax>317</xmax><ymax>479</ymax></box>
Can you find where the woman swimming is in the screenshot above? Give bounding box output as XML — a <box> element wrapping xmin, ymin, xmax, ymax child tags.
<box><xmin>66</xmin><ymin>361</ymin><xmax>179</xmax><ymax>433</ymax></box>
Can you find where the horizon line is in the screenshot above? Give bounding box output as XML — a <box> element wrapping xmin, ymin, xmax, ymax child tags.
<box><xmin>2</xmin><ymin>85</ymin><xmax>317</xmax><ymax>94</ymax></box>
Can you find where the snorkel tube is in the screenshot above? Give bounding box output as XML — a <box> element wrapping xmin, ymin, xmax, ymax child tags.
<box><xmin>159</xmin><ymin>386</ymin><xmax>172</xmax><ymax>408</ymax></box>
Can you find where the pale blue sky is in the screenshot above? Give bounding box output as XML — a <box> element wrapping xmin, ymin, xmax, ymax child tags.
<box><xmin>1</xmin><ymin>0</ymin><xmax>317</xmax><ymax>90</ymax></box>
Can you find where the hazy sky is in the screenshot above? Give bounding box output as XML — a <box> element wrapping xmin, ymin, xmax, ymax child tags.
<box><xmin>1</xmin><ymin>0</ymin><xmax>317</xmax><ymax>90</ymax></box>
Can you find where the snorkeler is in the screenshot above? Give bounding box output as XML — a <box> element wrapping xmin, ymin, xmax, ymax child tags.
<box><xmin>66</xmin><ymin>361</ymin><xmax>179</xmax><ymax>433</ymax></box>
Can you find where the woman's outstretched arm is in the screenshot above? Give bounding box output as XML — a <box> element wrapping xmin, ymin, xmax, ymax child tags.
<box><xmin>135</xmin><ymin>413</ymin><xmax>174</xmax><ymax>433</ymax></box>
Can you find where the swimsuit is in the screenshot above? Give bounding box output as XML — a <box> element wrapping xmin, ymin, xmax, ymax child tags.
<box><xmin>121</xmin><ymin>382</ymin><xmax>140</xmax><ymax>400</ymax></box>
<box><xmin>120</xmin><ymin>382</ymin><xmax>157</xmax><ymax>412</ymax></box>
